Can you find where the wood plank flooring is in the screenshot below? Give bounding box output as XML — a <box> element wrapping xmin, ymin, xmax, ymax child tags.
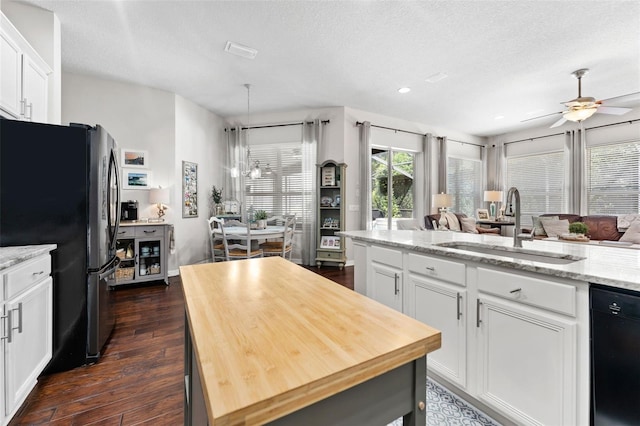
<box><xmin>10</xmin><ymin>264</ymin><xmax>353</xmax><ymax>425</ymax></box>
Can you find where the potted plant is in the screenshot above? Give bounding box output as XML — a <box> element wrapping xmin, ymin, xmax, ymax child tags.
<box><xmin>568</xmin><ymin>221</ymin><xmax>589</xmax><ymax>236</ymax></box>
<box><xmin>254</xmin><ymin>209</ymin><xmax>268</xmax><ymax>229</ymax></box>
<box><xmin>211</xmin><ymin>186</ymin><xmax>223</xmax><ymax>215</ymax></box>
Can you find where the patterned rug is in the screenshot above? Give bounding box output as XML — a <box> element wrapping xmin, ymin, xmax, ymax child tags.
<box><xmin>387</xmin><ymin>378</ymin><xmax>501</xmax><ymax>426</ymax></box>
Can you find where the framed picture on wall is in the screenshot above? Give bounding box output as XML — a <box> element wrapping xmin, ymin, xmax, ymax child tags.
<box><xmin>122</xmin><ymin>169</ymin><xmax>151</xmax><ymax>189</ymax></box>
<box><xmin>476</xmin><ymin>208</ymin><xmax>490</xmax><ymax>220</ymax></box>
<box><xmin>182</xmin><ymin>161</ymin><xmax>198</xmax><ymax>218</ymax></box>
<box><xmin>121</xmin><ymin>149</ymin><xmax>149</xmax><ymax>168</ymax></box>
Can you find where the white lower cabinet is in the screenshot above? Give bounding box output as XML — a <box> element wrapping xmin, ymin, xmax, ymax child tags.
<box><xmin>361</xmin><ymin>244</ymin><xmax>587</xmax><ymax>426</ymax></box>
<box><xmin>369</xmin><ymin>246</ymin><xmax>403</xmax><ymax>311</ymax></box>
<box><xmin>407</xmin><ymin>253</ymin><xmax>467</xmax><ymax>388</ymax></box>
<box><xmin>475</xmin><ymin>267</ymin><xmax>577</xmax><ymax>426</ymax></box>
<box><xmin>1</xmin><ymin>253</ymin><xmax>53</xmax><ymax>426</ymax></box>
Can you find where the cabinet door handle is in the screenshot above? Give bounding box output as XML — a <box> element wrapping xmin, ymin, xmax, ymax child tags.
<box><xmin>394</xmin><ymin>273</ymin><xmax>399</xmax><ymax>295</ymax></box>
<box><xmin>510</xmin><ymin>288</ymin><xmax>522</xmax><ymax>294</ymax></box>
<box><xmin>476</xmin><ymin>299</ymin><xmax>482</xmax><ymax>328</ymax></box>
<box><xmin>32</xmin><ymin>270</ymin><xmax>45</xmax><ymax>277</ymax></box>
<box><xmin>456</xmin><ymin>293</ymin><xmax>462</xmax><ymax>320</ymax></box>
<box><xmin>144</xmin><ymin>230</ymin><xmax>157</xmax><ymax>234</ymax></box>
<box><xmin>12</xmin><ymin>303</ymin><xmax>23</xmax><ymax>335</ymax></box>
<box><xmin>26</xmin><ymin>102</ymin><xmax>33</xmax><ymax>120</ymax></box>
<box><xmin>425</xmin><ymin>266</ymin><xmax>435</xmax><ymax>272</ymax></box>
<box><xmin>20</xmin><ymin>99</ymin><xmax>26</xmax><ymax>116</ymax></box>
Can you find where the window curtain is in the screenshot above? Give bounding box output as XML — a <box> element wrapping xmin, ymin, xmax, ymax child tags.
<box><xmin>438</xmin><ymin>136</ymin><xmax>448</xmax><ymax>193</ymax></box>
<box><xmin>566</xmin><ymin>129</ymin><xmax>586</xmax><ymax>215</ymax></box>
<box><xmin>225</xmin><ymin>126</ymin><xmax>245</xmax><ymax>219</ymax></box>
<box><xmin>301</xmin><ymin>120</ymin><xmax>319</xmax><ymax>265</ymax></box>
<box><xmin>359</xmin><ymin>121</ymin><xmax>372</xmax><ymax>229</ymax></box>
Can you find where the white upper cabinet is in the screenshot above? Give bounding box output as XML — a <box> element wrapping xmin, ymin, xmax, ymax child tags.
<box><xmin>0</xmin><ymin>12</ymin><xmax>51</xmax><ymax>123</ymax></box>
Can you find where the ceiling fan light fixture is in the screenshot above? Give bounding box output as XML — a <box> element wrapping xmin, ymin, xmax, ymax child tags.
<box><xmin>563</xmin><ymin>107</ymin><xmax>597</xmax><ymax>122</ymax></box>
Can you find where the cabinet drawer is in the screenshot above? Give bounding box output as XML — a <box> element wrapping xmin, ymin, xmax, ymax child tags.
<box><xmin>4</xmin><ymin>255</ymin><xmax>51</xmax><ymax>300</ymax></box>
<box><xmin>408</xmin><ymin>253</ymin><xmax>465</xmax><ymax>287</ymax></box>
<box><xmin>116</xmin><ymin>227</ymin><xmax>135</xmax><ymax>238</ymax></box>
<box><xmin>370</xmin><ymin>246</ymin><xmax>403</xmax><ymax>267</ymax></box>
<box><xmin>135</xmin><ymin>226</ymin><xmax>165</xmax><ymax>238</ymax></box>
<box><xmin>317</xmin><ymin>249</ymin><xmax>343</xmax><ymax>260</ymax></box>
<box><xmin>477</xmin><ymin>268</ymin><xmax>576</xmax><ymax>316</ymax></box>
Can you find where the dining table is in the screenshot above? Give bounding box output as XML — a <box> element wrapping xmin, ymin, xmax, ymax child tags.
<box><xmin>218</xmin><ymin>225</ymin><xmax>286</xmax><ymax>240</ymax></box>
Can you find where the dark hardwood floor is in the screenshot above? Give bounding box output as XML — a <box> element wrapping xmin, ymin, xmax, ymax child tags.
<box><xmin>10</xmin><ymin>264</ymin><xmax>353</xmax><ymax>425</ymax></box>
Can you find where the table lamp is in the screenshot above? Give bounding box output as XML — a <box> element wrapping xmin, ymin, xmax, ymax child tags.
<box><xmin>484</xmin><ymin>190</ymin><xmax>503</xmax><ymax>220</ymax></box>
<box><xmin>149</xmin><ymin>187</ymin><xmax>170</xmax><ymax>221</ymax></box>
<box><xmin>432</xmin><ymin>192</ymin><xmax>453</xmax><ymax>230</ymax></box>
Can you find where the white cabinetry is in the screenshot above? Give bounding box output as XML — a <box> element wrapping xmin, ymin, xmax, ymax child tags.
<box><xmin>407</xmin><ymin>253</ymin><xmax>467</xmax><ymax>388</ymax></box>
<box><xmin>475</xmin><ymin>268</ymin><xmax>577</xmax><ymax>426</ymax></box>
<box><xmin>1</xmin><ymin>253</ymin><xmax>53</xmax><ymax>426</ymax></box>
<box><xmin>0</xmin><ymin>12</ymin><xmax>50</xmax><ymax>122</ymax></box>
<box><xmin>369</xmin><ymin>246</ymin><xmax>403</xmax><ymax>311</ymax></box>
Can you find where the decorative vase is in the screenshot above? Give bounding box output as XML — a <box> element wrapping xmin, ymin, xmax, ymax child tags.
<box><xmin>257</xmin><ymin>219</ymin><xmax>267</xmax><ymax>229</ymax></box>
<box><xmin>215</xmin><ymin>203</ymin><xmax>224</xmax><ymax>215</ymax></box>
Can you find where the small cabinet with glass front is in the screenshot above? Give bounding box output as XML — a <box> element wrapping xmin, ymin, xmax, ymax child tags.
<box><xmin>316</xmin><ymin>160</ymin><xmax>346</xmax><ymax>269</ymax></box>
<box><xmin>115</xmin><ymin>224</ymin><xmax>169</xmax><ymax>286</ymax></box>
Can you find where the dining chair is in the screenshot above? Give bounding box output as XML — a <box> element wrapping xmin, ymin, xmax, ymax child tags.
<box><xmin>220</xmin><ymin>221</ymin><xmax>264</xmax><ymax>261</ymax></box>
<box><xmin>260</xmin><ymin>215</ymin><xmax>295</xmax><ymax>260</ymax></box>
<box><xmin>208</xmin><ymin>217</ymin><xmax>226</xmax><ymax>262</ymax></box>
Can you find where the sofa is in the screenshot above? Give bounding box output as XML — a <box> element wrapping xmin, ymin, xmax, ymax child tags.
<box><xmin>424</xmin><ymin>213</ymin><xmax>501</xmax><ymax>234</ymax></box>
<box><xmin>531</xmin><ymin>214</ymin><xmax>623</xmax><ymax>241</ymax></box>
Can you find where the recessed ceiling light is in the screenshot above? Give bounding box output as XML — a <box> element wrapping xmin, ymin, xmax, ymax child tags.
<box><xmin>398</xmin><ymin>87</ymin><xmax>411</xmax><ymax>94</ymax></box>
<box><xmin>425</xmin><ymin>72</ymin><xmax>448</xmax><ymax>83</ymax></box>
<box><xmin>224</xmin><ymin>41</ymin><xmax>258</xmax><ymax>59</ymax></box>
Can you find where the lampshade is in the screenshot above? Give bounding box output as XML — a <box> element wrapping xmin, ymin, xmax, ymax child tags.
<box><xmin>563</xmin><ymin>107</ymin><xmax>597</xmax><ymax>122</ymax></box>
<box><xmin>432</xmin><ymin>193</ymin><xmax>453</xmax><ymax>208</ymax></box>
<box><xmin>149</xmin><ymin>187</ymin><xmax>170</xmax><ymax>205</ymax></box>
<box><xmin>484</xmin><ymin>190</ymin><xmax>503</xmax><ymax>203</ymax></box>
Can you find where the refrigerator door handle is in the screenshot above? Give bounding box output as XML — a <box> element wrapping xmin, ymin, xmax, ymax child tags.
<box><xmin>99</xmin><ymin>256</ymin><xmax>120</xmax><ymax>281</ymax></box>
<box><xmin>107</xmin><ymin>148</ymin><xmax>121</xmax><ymax>252</ymax></box>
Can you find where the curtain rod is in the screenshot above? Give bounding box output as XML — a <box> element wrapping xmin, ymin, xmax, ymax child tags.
<box><xmin>355</xmin><ymin>121</ymin><xmax>426</xmax><ymax>137</ymax></box>
<box><xmin>225</xmin><ymin>120</ymin><xmax>329</xmax><ymax>132</ymax></box>
<box><xmin>355</xmin><ymin>121</ymin><xmax>484</xmax><ymax>147</ymax></box>
<box><xmin>446</xmin><ymin>138</ymin><xmax>485</xmax><ymax>148</ymax></box>
<box><xmin>504</xmin><ymin>118</ymin><xmax>640</xmax><ymax>145</ymax></box>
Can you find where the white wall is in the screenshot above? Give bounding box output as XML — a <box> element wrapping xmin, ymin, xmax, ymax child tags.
<box><xmin>174</xmin><ymin>94</ymin><xmax>225</xmax><ymax>268</ymax></box>
<box><xmin>1</xmin><ymin>1</ymin><xmax>61</xmax><ymax>123</ymax></box>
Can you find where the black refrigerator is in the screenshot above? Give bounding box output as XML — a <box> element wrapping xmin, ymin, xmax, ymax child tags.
<box><xmin>0</xmin><ymin>118</ymin><xmax>121</xmax><ymax>374</ymax></box>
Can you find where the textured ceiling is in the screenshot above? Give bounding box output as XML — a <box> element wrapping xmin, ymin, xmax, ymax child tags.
<box><xmin>20</xmin><ymin>0</ymin><xmax>640</xmax><ymax>136</ymax></box>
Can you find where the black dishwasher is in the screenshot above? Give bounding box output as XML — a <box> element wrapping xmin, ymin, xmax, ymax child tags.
<box><xmin>590</xmin><ymin>284</ymin><xmax>640</xmax><ymax>425</ymax></box>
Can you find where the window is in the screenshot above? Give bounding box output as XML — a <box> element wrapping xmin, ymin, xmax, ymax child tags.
<box><xmin>370</xmin><ymin>149</ymin><xmax>415</xmax><ymax>229</ymax></box>
<box><xmin>506</xmin><ymin>151</ymin><xmax>564</xmax><ymax>224</ymax></box>
<box><xmin>244</xmin><ymin>142</ymin><xmax>306</xmax><ymax>224</ymax></box>
<box><xmin>587</xmin><ymin>141</ymin><xmax>640</xmax><ymax>214</ymax></box>
<box><xmin>447</xmin><ymin>157</ymin><xmax>481</xmax><ymax>217</ymax></box>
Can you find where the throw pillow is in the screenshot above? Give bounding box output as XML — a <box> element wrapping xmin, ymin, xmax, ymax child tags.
<box><xmin>460</xmin><ymin>217</ymin><xmax>479</xmax><ymax>234</ymax></box>
<box><xmin>619</xmin><ymin>222</ymin><xmax>640</xmax><ymax>244</ymax></box>
<box><xmin>539</xmin><ymin>218</ymin><xmax>570</xmax><ymax>238</ymax></box>
<box><xmin>532</xmin><ymin>215</ymin><xmax>558</xmax><ymax>236</ymax></box>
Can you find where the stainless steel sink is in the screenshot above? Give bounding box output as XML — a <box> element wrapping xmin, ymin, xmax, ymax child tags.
<box><xmin>436</xmin><ymin>242</ymin><xmax>585</xmax><ymax>264</ymax></box>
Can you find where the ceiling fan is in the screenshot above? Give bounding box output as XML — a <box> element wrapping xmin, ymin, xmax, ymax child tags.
<box><xmin>522</xmin><ymin>68</ymin><xmax>638</xmax><ymax>128</ymax></box>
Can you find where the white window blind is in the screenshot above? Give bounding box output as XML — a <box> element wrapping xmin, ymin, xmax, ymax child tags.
<box><xmin>447</xmin><ymin>157</ymin><xmax>481</xmax><ymax>217</ymax></box>
<box><xmin>587</xmin><ymin>141</ymin><xmax>640</xmax><ymax>214</ymax></box>
<box><xmin>506</xmin><ymin>151</ymin><xmax>564</xmax><ymax>223</ymax></box>
<box><xmin>244</xmin><ymin>142</ymin><xmax>306</xmax><ymax>224</ymax></box>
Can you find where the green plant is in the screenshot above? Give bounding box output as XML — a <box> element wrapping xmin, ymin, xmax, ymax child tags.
<box><xmin>568</xmin><ymin>221</ymin><xmax>589</xmax><ymax>235</ymax></box>
<box><xmin>254</xmin><ymin>210</ymin><xmax>268</xmax><ymax>220</ymax></box>
<box><xmin>211</xmin><ymin>186</ymin><xmax>223</xmax><ymax>204</ymax></box>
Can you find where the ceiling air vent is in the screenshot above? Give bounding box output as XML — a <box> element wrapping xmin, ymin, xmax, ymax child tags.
<box><xmin>224</xmin><ymin>41</ymin><xmax>258</xmax><ymax>59</ymax></box>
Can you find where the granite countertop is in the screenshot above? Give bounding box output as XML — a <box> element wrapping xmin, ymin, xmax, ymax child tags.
<box><xmin>339</xmin><ymin>230</ymin><xmax>640</xmax><ymax>292</ymax></box>
<box><xmin>0</xmin><ymin>245</ymin><xmax>57</xmax><ymax>271</ymax></box>
<box><xmin>119</xmin><ymin>221</ymin><xmax>171</xmax><ymax>227</ymax></box>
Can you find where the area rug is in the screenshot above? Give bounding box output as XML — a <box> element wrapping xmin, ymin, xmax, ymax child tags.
<box><xmin>387</xmin><ymin>378</ymin><xmax>501</xmax><ymax>426</ymax></box>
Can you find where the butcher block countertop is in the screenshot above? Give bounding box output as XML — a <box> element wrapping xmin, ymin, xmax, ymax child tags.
<box><xmin>180</xmin><ymin>257</ymin><xmax>441</xmax><ymax>425</ymax></box>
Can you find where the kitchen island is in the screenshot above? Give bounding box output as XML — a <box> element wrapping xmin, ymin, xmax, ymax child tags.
<box><xmin>340</xmin><ymin>229</ymin><xmax>640</xmax><ymax>426</ymax></box>
<box><xmin>180</xmin><ymin>256</ymin><xmax>441</xmax><ymax>425</ymax></box>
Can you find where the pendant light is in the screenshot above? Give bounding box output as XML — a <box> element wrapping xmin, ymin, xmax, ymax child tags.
<box><xmin>245</xmin><ymin>83</ymin><xmax>261</xmax><ymax>179</ymax></box>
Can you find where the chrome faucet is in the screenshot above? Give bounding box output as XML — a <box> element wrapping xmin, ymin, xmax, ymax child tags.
<box><xmin>504</xmin><ymin>187</ymin><xmax>534</xmax><ymax>248</ymax></box>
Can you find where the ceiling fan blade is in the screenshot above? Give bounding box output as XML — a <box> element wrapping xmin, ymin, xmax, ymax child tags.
<box><xmin>600</xmin><ymin>92</ymin><xmax>640</xmax><ymax>104</ymax></box>
<box><xmin>596</xmin><ymin>106</ymin><xmax>632</xmax><ymax>115</ymax></box>
<box><xmin>520</xmin><ymin>111</ymin><xmax>563</xmax><ymax>123</ymax></box>
<box><xmin>550</xmin><ymin>117</ymin><xmax>567</xmax><ymax>128</ymax></box>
